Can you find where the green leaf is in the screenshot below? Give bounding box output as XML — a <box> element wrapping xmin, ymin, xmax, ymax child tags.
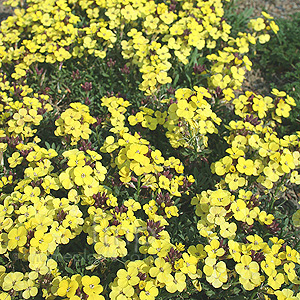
<box><xmin>56</xmin><ymin>253</ymin><xmax>64</xmax><ymax>263</ymax></box>
<box><xmin>102</xmin><ymin>185</ymin><xmax>113</xmax><ymax>192</ymax></box>
<box><xmin>189</xmin><ymin>48</ymin><xmax>199</xmax><ymax>67</ymax></box>
<box><xmin>45</xmin><ymin>141</ymin><xmax>51</xmax><ymax>149</ymax></box>
<box><xmin>173</xmin><ymin>73</ymin><xmax>179</xmax><ymax>86</ymax></box>
<box><xmin>65</xmin><ymin>266</ymin><xmax>75</xmax><ymax>274</ymax></box>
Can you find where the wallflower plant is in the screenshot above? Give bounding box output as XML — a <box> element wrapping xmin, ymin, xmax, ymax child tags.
<box><xmin>0</xmin><ymin>0</ymin><xmax>299</xmax><ymax>300</ymax></box>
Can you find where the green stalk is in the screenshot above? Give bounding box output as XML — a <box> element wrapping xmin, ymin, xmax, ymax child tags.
<box><xmin>269</xmin><ymin>174</ymin><xmax>287</xmax><ymax>211</ymax></box>
<box><xmin>134</xmin><ymin>175</ymin><xmax>142</xmax><ymax>201</ymax></box>
<box><xmin>249</xmin><ymin>288</ymin><xmax>258</xmax><ymax>300</ymax></box>
<box><xmin>293</xmin><ymin>236</ymin><xmax>300</xmax><ymax>251</ymax></box>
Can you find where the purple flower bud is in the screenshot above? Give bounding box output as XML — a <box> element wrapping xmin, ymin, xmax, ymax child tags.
<box><xmin>81</xmin><ymin>82</ymin><xmax>92</xmax><ymax>92</ymax></box>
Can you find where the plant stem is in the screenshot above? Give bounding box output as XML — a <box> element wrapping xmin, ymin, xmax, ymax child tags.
<box><xmin>293</xmin><ymin>235</ymin><xmax>300</xmax><ymax>250</ymax></box>
<box><xmin>269</xmin><ymin>174</ymin><xmax>287</xmax><ymax>211</ymax></box>
<box><xmin>134</xmin><ymin>175</ymin><xmax>142</xmax><ymax>201</ymax></box>
<box><xmin>249</xmin><ymin>288</ymin><xmax>258</xmax><ymax>300</ymax></box>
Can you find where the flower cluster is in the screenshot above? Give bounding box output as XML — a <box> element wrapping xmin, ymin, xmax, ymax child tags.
<box><xmin>164</xmin><ymin>86</ymin><xmax>221</xmax><ymax>150</ymax></box>
<box><xmin>0</xmin><ymin>0</ymin><xmax>299</xmax><ymax>300</ymax></box>
<box><xmin>211</xmin><ymin>89</ymin><xmax>300</xmax><ymax>190</ymax></box>
<box><xmin>55</xmin><ymin>102</ymin><xmax>96</xmax><ymax>145</ymax></box>
<box><xmin>0</xmin><ymin>75</ymin><xmax>52</xmax><ymax>141</ymax></box>
<box><xmin>0</xmin><ymin>0</ymin><xmax>276</xmax><ymax>96</ymax></box>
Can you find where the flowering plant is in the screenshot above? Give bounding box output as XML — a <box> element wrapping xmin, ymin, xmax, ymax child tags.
<box><xmin>0</xmin><ymin>0</ymin><xmax>299</xmax><ymax>300</ymax></box>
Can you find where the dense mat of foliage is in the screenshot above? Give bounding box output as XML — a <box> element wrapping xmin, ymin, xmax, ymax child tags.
<box><xmin>0</xmin><ymin>0</ymin><xmax>299</xmax><ymax>299</ymax></box>
<box><xmin>249</xmin><ymin>11</ymin><xmax>300</xmax><ymax>130</ymax></box>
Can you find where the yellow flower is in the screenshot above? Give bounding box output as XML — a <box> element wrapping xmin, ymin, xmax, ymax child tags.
<box><xmin>2</xmin><ymin>272</ymin><xmax>25</xmax><ymax>291</ymax></box>
<box><xmin>0</xmin><ymin>293</ymin><xmax>11</xmax><ymax>300</ymax></box>
<box><xmin>271</xmin><ymin>88</ymin><xmax>286</xmax><ymax>97</ymax></box>
<box><xmin>67</xmin><ymin>152</ymin><xmax>86</xmax><ymax>167</ymax></box>
<box><xmin>263</xmin><ymin>161</ymin><xmax>282</xmax><ymax>182</ymax></box>
<box><xmin>225</xmin><ymin>173</ymin><xmax>246</xmax><ymax>190</ymax></box>
<box><xmin>274</xmin><ymin>289</ymin><xmax>296</xmax><ymax>300</ymax></box>
<box><xmin>206</xmin><ymin>260</ymin><xmax>228</xmax><ymax>288</ymax></box>
<box><xmin>82</xmin><ymin>275</ymin><xmax>103</xmax><ymax>295</ymax></box>
<box><xmin>93</xmin><ymin>161</ymin><xmax>107</xmax><ymax>181</ymax></box>
<box><xmin>188</xmin><ymin>244</ymin><xmax>206</xmax><ymax>260</ymax></box>
<box><xmin>165</xmin><ymin>272</ymin><xmax>186</xmax><ymax>293</ymax></box>
<box><xmin>128</xmin><ymin>112</ymin><xmax>144</xmax><ymax>126</ymax></box>
<box><xmin>94</xmin><ymin>235</ymin><xmax>120</xmax><ymax>258</ymax></box>
<box><xmin>235</xmin><ymin>255</ymin><xmax>259</xmax><ymax>280</ymax></box>
<box><xmin>149</xmin><ymin>257</ymin><xmax>173</xmax><ymax>283</ymax></box>
<box><xmin>124</xmin><ymin>199</ymin><xmax>141</xmax><ymax>211</ymax></box>
<box><xmin>22</xmin><ymin>279</ymin><xmax>38</xmax><ymax>299</ymax></box>
<box><xmin>140</xmin><ymin>281</ymin><xmax>158</xmax><ymax>300</ymax></box>
<box><xmin>213</xmin><ymin>156</ymin><xmax>233</xmax><ymax>176</ymax></box>
<box><xmin>261</xmin><ymin>258</ymin><xmax>276</xmax><ymax>277</ymax></box>
<box><xmin>7</xmin><ymin>226</ymin><xmax>27</xmax><ymax>250</ymax></box>
<box><xmin>207</xmin><ymin>206</ymin><xmax>227</xmax><ymax>226</ymax></box>
<box><xmin>268</xmin><ymin>272</ymin><xmax>284</xmax><ymax>290</ymax></box>
<box><xmin>228</xmin><ymin>240</ymin><xmax>242</xmax><ymax>262</ymax></box>
<box><xmin>275</xmin><ymin>99</ymin><xmax>291</xmax><ymax>118</ymax></box>
<box><xmin>236</xmin><ymin>157</ymin><xmax>254</xmax><ymax>176</ymax></box>
<box><xmin>291</xmin><ymin>171</ymin><xmax>300</xmax><ymax>184</ymax></box>
<box><xmin>54</xmin><ymin>47</ymin><xmax>72</xmax><ymax>62</ymax></box>
<box><xmin>220</xmin><ymin>221</ymin><xmax>237</xmax><ymax>239</ymax></box>
<box><xmin>176</xmin><ymin>99</ymin><xmax>196</xmax><ymax>120</ymax></box>
<box><xmin>246</xmin><ymin>234</ymin><xmax>266</xmax><ymax>251</ymax></box>
<box><xmin>117</xmin><ymin>268</ymin><xmax>139</xmax><ymax>288</ymax></box>
<box><xmin>285</xmin><ymin>246</ymin><xmax>299</xmax><ymax>263</ymax></box>
<box><xmin>181</xmin><ymin>252</ymin><xmax>198</xmax><ymax>274</ymax></box>
<box><xmin>165</xmin><ymin>205</ymin><xmax>179</xmax><ymax>218</ymax></box>
<box><xmin>143</xmin><ymin>201</ymin><xmax>158</xmax><ymax>218</ymax></box>
<box><xmin>30</xmin><ymin>230</ymin><xmax>53</xmax><ymax>252</ymax></box>
<box><xmin>8</xmin><ymin>152</ymin><xmax>23</xmax><ymax>168</ymax></box>
<box><xmin>119</xmin><ymin>166</ymin><xmax>132</xmax><ymax>184</ymax></box>
<box><xmin>259</xmin><ymin>211</ymin><xmax>274</xmax><ymax>225</ymax></box>
<box><xmin>204</xmin><ymin>239</ymin><xmax>225</xmax><ymax>258</ymax></box>
<box><xmin>23</xmin><ymin>186</ymin><xmax>41</xmax><ymax>203</ymax></box>
<box><xmin>73</xmin><ymin>165</ymin><xmax>93</xmax><ymax>186</ymax></box>
<box><xmin>284</xmin><ymin>262</ymin><xmax>297</xmax><ymax>282</ymax></box>
<box><xmin>57</xmin><ymin>279</ymin><xmax>78</xmax><ymax>298</ymax></box>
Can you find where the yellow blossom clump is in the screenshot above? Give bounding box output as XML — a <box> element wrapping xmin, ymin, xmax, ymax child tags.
<box><xmin>55</xmin><ymin>102</ymin><xmax>96</xmax><ymax>145</ymax></box>
<box><xmin>0</xmin><ymin>78</ymin><xmax>52</xmax><ymax>141</ymax></box>
<box><xmin>0</xmin><ymin>0</ymin><xmax>299</xmax><ymax>300</ymax></box>
<box><xmin>210</xmin><ymin>89</ymin><xmax>299</xmax><ymax>190</ymax></box>
<box><xmin>162</xmin><ymin>86</ymin><xmax>221</xmax><ymax>151</ymax></box>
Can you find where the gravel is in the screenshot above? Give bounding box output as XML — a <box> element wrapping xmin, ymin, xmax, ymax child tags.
<box><xmin>234</xmin><ymin>0</ymin><xmax>300</xmax><ymax>19</ymax></box>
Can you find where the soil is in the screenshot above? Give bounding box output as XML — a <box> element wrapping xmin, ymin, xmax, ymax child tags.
<box><xmin>235</xmin><ymin>0</ymin><xmax>300</xmax><ymax>19</ymax></box>
<box><xmin>234</xmin><ymin>0</ymin><xmax>300</xmax><ymax>96</ymax></box>
<box><xmin>0</xmin><ymin>0</ymin><xmax>13</xmax><ymax>22</ymax></box>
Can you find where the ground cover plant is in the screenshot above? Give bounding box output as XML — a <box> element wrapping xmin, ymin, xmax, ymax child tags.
<box><xmin>0</xmin><ymin>0</ymin><xmax>299</xmax><ymax>299</ymax></box>
<box><xmin>248</xmin><ymin>11</ymin><xmax>300</xmax><ymax>134</ymax></box>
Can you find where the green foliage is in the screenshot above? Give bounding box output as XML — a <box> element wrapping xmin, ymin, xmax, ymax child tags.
<box><xmin>0</xmin><ymin>0</ymin><xmax>299</xmax><ymax>300</ymax></box>
<box><xmin>223</xmin><ymin>0</ymin><xmax>254</xmax><ymax>36</ymax></box>
<box><xmin>250</xmin><ymin>12</ymin><xmax>300</xmax><ymax>130</ymax></box>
